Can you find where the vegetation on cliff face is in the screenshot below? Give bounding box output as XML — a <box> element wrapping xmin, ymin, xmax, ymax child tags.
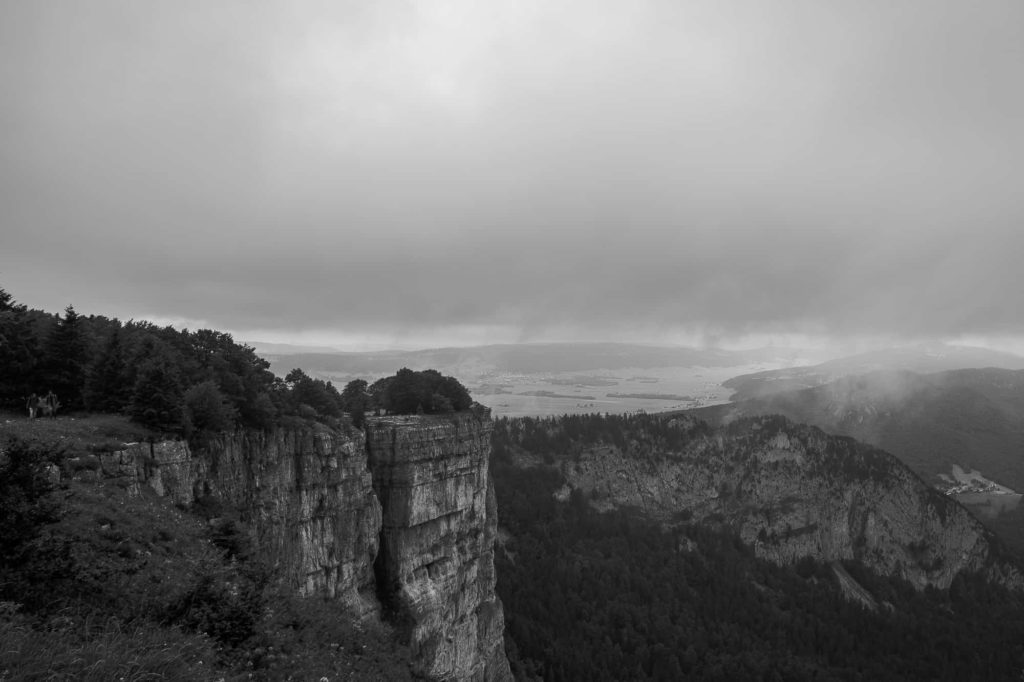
<box><xmin>0</xmin><ymin>422</ymin><xmax>414</xmax><ymax>680</ymax></box>
<box><xmin>0</xmin><ymin>285</ymin><xmax>495</xmax><ymax>679</ymax></box>
<box><xmin>492</xmin><ymin>415</ymin><xmax>1024</xmax><ymax>681</ymax></box>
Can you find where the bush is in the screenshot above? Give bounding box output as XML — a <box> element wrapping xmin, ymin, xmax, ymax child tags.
<box><xmin>371</xmin><ymin>368</ymin><xmax>473</xmax><ymax>415</ymax></box>
<box><xmin>184</xmin><ymin>380</ymin><xmax>238</xmax><ymax>433</ymax></box>
<box><xmin>209</xmin><ymin>518</ymin><xmax>253</xmax><ymax>561</ymax></box>
<box><xmin>243</xmin><ymin>392</ymin><xmax>278</xmax><ymax>430</ymax></box>
<box><xmin>68</xmin><ymin>454</ymin><xmax>103</xmax><ymax>473</ymax></box>
<box><xmin>0</xmin><ymin>437</ymin><xmax>62</xmax><ymax>568</ymax></box>
<box><xmin>285</xmin><ymin>369</ymin><xmax>343</xmax><ymax>419</ymax></box>
<box><xmin>167</xmin><ymin>558</ymin><xmax>270</xmax><ymax>648</ymax></box>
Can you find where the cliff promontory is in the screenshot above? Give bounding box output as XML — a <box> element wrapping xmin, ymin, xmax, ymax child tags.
<box><xmin>366</xmin><ymin>412</ymin><xmax>510</xmax><ymax>681</ymax></box>
<box><xmin>94</xmin><ymin>412</ymin><xmax>510</xmax><ymax>680</ymax></box>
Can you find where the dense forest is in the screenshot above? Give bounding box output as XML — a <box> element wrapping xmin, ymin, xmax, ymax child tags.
<box><xmin>491</xmin><ymin>414</ymin><xmax>1024</xmax><ymax>681</ymax></box>
<box><xmin>0</xmin><ymin>286</ymin><xmax>471</xmax><ymax>435</ymax></box>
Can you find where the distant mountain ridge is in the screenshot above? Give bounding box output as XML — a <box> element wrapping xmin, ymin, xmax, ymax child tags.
<box><xmin>723</xmin><ymin>344</ymin><xmax>1024</xmax><ymax>401</ymax></box>
<box><xmin>259</xmin><ymin>342</ymin><xmax>824</xmax><ymax>381</ymax></box>
<box><xmin>698</xmin><ymin>367</ymin><xmax>1024</xmax><ymax>491</ymax></box>
<box><xmin>245</xmin><ymin>341</ymin><xmax>343</xmax><ymax>355</ymax></box>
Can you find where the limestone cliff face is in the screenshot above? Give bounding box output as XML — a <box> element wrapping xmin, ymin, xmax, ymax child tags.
<box><xmin>103</xmin><ymin>425</ymin><xmax>381</xmax><ymax>611</ymax></box>
<box><xmin>95</xmin><ymin>414</ymin><xmax>511</xmax><ymax>680</ymax></box>
<box><xmin>366</xmin><ymin>412</ymin><xmax>512</xmax><ymax>682</ymax></box>
<box><xmin>558</xmin><ymin>416</ymin><xmax>1021</xmax><ymax>590</ymax></box>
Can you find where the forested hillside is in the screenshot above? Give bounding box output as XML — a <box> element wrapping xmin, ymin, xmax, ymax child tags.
<box><xmin>722</xmin><ymin>347</ymin><xmax>1024</xmax><ymax>402</ymax></box>
<box><xmin>0</xmin><ymin>286</ymin><xmax>347</xmax><ymax>432</ymax></box>
<box><xmin>699</xmin><ymin>368</ymin><xmax>1024</xmax><ymax>489</ymax></box>
<box><xmin>695</xmin><ymin>369</ymin><xmax>1024</xmax><ymax>554</ymax></box>
<box><xmin>0</xmin><ymin>286</ymin><xmax>471</xmax><ymax>435</ymax></box>
<box><xmin>492</xmin><ymin>413</ymin><xmax>1024</xmax><ymax>680</ymax></box>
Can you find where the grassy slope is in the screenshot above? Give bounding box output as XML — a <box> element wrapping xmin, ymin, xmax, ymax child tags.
<box><xmin>0</xmin><ymin>412</ymin><xmax>412</xmax><ymax>682</ymax></box>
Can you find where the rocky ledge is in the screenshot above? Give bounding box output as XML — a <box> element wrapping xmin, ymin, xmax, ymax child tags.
<box><xmin>88</xmin><ymin>411</ymin><xmax>511</xmax><ymax>681</ymax></box>
<box><xmin>366</xmin><ymin>410</ymin><xmax>511</xmax><ymax>682</ymax></box>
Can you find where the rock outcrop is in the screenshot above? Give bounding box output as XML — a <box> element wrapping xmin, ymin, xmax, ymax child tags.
<box><xmin>556</xmin><ymin>415</ymin><xmax>1022</xmax><ymax>590</ymax></box>
<box><xmin>101</xmin><ymin>424</ymin><xmax>381</xmax><ymax>611</ymax></box>
<box><xmin>366</xmin><ymin>411</ymin><xmax>512</xmax><ymax>682</ymax></box>
<box><xmin>92</xmin><ymin>412</ymin><xmax>511</xmax><ymax>680</ymax></box>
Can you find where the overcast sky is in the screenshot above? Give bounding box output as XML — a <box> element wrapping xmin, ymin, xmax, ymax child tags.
<box><xmin>2</xmin><ymin>1</ymin><xmax>1022</xmax><ymax>351</ymax></box>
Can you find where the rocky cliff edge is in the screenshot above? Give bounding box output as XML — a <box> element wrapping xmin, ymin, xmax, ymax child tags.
<box><xmin>92</xmin><ymin>413</ymin><xmax>511</xmax><ymax>681</ymax></box>
<box><xmin>366</xmin><ymin>411</ymin><xmax>511</xmax><ymax>682</ymax></box>
<box><xmin>558</xmin><ymin>415</ymin><xmax>1022</xmax><ymax>590</ymax></box>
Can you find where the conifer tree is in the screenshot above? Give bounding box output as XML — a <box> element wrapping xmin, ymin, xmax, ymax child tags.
<box><xmin>0</xmin><ymin>288</ymin><xmax>41</xmax><ymax>408</ymax></box>
<box><xmin>85</xmin><ymin>325</ymin><xmax>131</xmax><ymax>412</ymax></box>
<box><xmin>129</xmin><ymin>343</ymin><xmax>187</xmax><ymax>432</ymax></box>
<box><xmin>43</xmin><ymin>305</ymin><xmax>88</xmax><ymax>410</ymax></box>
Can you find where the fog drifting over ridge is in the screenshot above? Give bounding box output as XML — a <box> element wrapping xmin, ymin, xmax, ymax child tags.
<box><xmin>2</xmin><ymin>1</ymin><xmax>1022</xmax><ymax>351</ymax></box>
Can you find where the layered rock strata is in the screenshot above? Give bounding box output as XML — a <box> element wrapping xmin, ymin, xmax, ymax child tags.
<box><xmin>366</xmin><ymin>411</ymin><xmax>512</xmax><ymax>682</ymax></box>
<box><xmin>92</xmin><ymin>414</ymin><xmax>511</xmax><ymax>679</ymax></box>
<box><xmin>557</xmin><ymin>415</ymin><xmax>1022</xmax><ymax>590</ymax></box>
<box><xmin>101</xmin><ymin>425</ymin><xmax>381</xmax><ymax>610</ymax></box>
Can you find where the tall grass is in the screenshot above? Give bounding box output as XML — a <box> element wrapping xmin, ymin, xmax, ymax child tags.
<box><xmin>0</xmin><ymin>608</ymin><xmax>222</xmax><ymax>681</ymax></box>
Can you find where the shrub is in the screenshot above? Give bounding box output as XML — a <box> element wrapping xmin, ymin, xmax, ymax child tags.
<box><xmin>0</xmin><ymin>437</ymin><xmax>63</xmax><ymax>568</ymax></box>
<box><xmin>69</xmin><ymin>454</ymin><xmax>103</xmax><ymax>473</ymax></box>
<box><xmin>167</xmin><ymin>558</ymin><xmax>270</xmax><ymax>647</ymax></box>
<box><xmin>184</xmin><ymin>380</ymin><xmax>238</xmax><ymax>433</ymax></box>
<box><xmin>191</xmin><ymin>494</ymin><xmax>225</xmax><ymax>520</ymax></box>
<box><xmin>209</xmin><ymin>518</ymin><xmax>253</xmax><ymax>561</ymax></box>
<box><xmin>372</xmin><ymin>368</ymin><xmax>473</xmax><ymax>415</ymax></box>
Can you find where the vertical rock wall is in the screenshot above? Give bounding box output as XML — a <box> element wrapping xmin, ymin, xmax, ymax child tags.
<box><xmin>100</xmin><ymin>413</ymin><xmax>512</xmax><ymax>680</ymax></box>
<box><xmin>108</xmin><ymin>425</ymin><xmax>382</xmax><ymax>612</ymax></box>
<box><xmin>366</xmin><ymin>411</ymin><xmax>512</xmax><ymax>682</ymax></box>
<box><xmin>557</xmin><ymin>417</ymin><xmax>1022</xmax><ymax>590</ymax></box>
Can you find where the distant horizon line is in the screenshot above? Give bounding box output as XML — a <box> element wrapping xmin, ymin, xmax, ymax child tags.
<box><xmin>242</xmin><ymin>338</ymin><xmax>1024</xmax><ymax>359</ymax></box>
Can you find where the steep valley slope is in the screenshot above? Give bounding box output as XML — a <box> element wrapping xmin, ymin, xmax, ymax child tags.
<box><xmin>491</xmin><ymin>412</ymin><xmax>1024</xmax><ymax>680</ymax></box>
<box><xmin>696</xmin><ymin>368</ymin><xmax>1024</xmax><ymax>553</ymax></box>
<box><xmin>494</xmin><ymin>413</ymin><xmax>1022</xmax><ymax>591</ymax></box>
<box><xmin>701</xmin><ymin>368</ymin><xmax>1024</xmax><ymax>488</ymax></box>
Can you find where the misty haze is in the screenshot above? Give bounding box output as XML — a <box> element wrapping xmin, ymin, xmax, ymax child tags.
<box><xmin>2</xmin><ymin>1</ymin><xmax>1024</xmax><ymax>680</ymax></box>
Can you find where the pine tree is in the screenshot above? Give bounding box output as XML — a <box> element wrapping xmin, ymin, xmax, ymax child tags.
<box><xmin>43</xmin><ymin>305</ymin><xmax>88</xmax><ymax>410</ymax></box>
<box><xmin>0</xmin><ymin>288</ymin><xmax>42</xmax><ymax>409</ymax></box>
<box><xmin>85</xmin><ymin>325</ymin><xmax>131</xmax><ymax>412</ymax></box>
<box><xmin>129</xmin><ymin>344</ymin><xmax>187</xmax><ymax>433</ymax></box>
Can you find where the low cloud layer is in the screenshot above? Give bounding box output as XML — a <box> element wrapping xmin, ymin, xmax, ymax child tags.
<box><xmin>2</xmin><ymin>1</ymin><xmax>1022</xmax><ymax>349</ymax></box>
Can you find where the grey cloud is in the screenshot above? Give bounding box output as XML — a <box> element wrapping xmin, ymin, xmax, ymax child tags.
<box><xmin>1</xmin><ymin>0</ymin><xmax>1022</xmax><ymax>348</ymax></box>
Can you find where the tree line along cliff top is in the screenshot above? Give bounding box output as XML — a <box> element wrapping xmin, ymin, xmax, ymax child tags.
<box><xmin>0</xmin><ymin>285</ymin><xmax>474</xmax><ymax>437</ymax></box>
